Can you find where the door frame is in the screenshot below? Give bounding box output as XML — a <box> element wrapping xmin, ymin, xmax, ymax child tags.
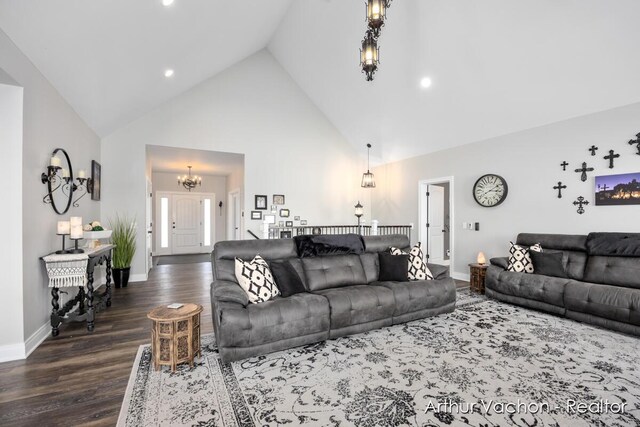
<box><xmin>227</xmin><ymin>188</ymin><xmax>241</xmax><ymax>240</ymax></box>
<box><xmin>418</xmin><ymin>176</ymin><xmax>455</xmax><ymax>273</ymax></box>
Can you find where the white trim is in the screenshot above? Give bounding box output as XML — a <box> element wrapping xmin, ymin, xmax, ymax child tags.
<box><xmin>418</xmin><ymin>176</ymin><xmax>455</xmax><ymax>276</ymax></box>
<box><xmin>25</xmin><ymin>322</ymin><xmax>50</xmax><ymax>358</ymax></box>
<box><xmin>129</xmin><ymin>273</ymin><xmax>148</xmax><ymax>283</ymax></box>
<box><xmin>0</xmin><ymin>343</ymin><xmax>25</xmax><ymax>363</ymax></box>
<box><xmin>452</xmin><ymin>271</ymin><xmax>470</xmax><ymax>282</ymax></box>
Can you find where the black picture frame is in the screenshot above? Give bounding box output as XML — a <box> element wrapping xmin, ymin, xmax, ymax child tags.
<box><xmin>280</xmin><ymin>230</ymin><xmax>292</xmax><ymax>239</ymax></box>
<box><xmin>300</xmin><ymin>220</ymin><xmax>307</xmax><ymax>226</ymax></box>
<box><xmin>255</xmin><ymin>195</ymin><xmax>267</xmax><ymax>210</ymax></box>
<box><xmin>279</xmin><ymin>208</ymin><xmax>290</xmax><ymax>218</ymax></box>
<box><xmin>251</xmin><ymin>211</ymin><xmax>262</xmax><ymax>220</ymax></box>
<box><xmin>91</xmin><ymin>160</ymin><xmax>101</xmax><ymax>201</ymax></box>
<box><xmin>285</xmin><ymin>221</ymin><xmax>293</xmax><ymax>227</ymax></box>
<box><xmin>273</xmin><ymin>194</ymin><xmax>285</xmax><ymax>205</ymax></box>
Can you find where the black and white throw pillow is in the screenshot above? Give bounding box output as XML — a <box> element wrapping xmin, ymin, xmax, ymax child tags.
<box><xmin>389</xmin><ymin>243</ymin><xmax>434</xmax><ymax>281</ymax></box>
<box><xmin>507</xmin><ymin>242</ymin><xmax>542</xmax><ymax>273</ymax></box>
<box><xmin>235</xmin><ymin>255</ymin><xmax>280</xmax><ymax>304</ymax></box>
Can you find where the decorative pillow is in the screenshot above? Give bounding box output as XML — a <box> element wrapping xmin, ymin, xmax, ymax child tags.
<box><xmin>507</xmin><ymin>242</ymin><xmax>542</xmax><ymax>273</ymax></box>
<box><xmin>234</xmin><ymin>255</ymin><xmax>280</xmax><ymax>304</ymax></box>
<box><xmin>530</xmin><ymin>251</ymin><xmax>567</xmax><ymax>278</ymax></box>
<box><xmin>269</xmin><ymin>260</ymin><xmax>307</xmax><ymax>297</ymax></box>
<box><xmin>389</xmin><ymin>243</ymin><xmax>434</xmax><ymax>280</ymax></box>
<box><xmin>378</xmin><ymin>252</ymin><xmax>409</xmax><ymax>282</ymax></box>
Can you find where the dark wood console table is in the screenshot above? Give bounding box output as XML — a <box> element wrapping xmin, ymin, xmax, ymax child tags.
<box><xmin>41</xmin><ymin>244</ymin><xmax>114</xmax><ymax>336</ymax></box>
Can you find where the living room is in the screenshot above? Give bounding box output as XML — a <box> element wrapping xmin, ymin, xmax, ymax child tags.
<box><xmin>1</xmin><ymin>1</ymin><xmax>639</xmax><ymax>426</ymax></box>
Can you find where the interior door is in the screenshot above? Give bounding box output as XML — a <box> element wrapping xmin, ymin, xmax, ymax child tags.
<box><xmin>172</xmin><ymin>194</ymin><xmax>202</xmax><ymax>254</ymax></box>
<box><xmin>229</xmin><ymin>191</ymin><xmax>241</xmax><ymax>240</ymax></box>
<box><xmin>427</xmin><ymin>185</ymin><xmax>445</xmax><ymax>263</ymax></box>
<box><xmin>146</xmin><ymin>179</ymin><xmax>153</xmax><ymax>271</ymax></box>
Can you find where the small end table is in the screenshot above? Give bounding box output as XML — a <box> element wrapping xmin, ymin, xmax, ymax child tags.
<box><xmin>148</xmin><ymin>303</ymin><xmax>203</xmax><ymax>372</ymax></box>
<box><xmin>469</xmin><ymin>263</ymin><xmax>488</xmax><ymax>294</ymax></box>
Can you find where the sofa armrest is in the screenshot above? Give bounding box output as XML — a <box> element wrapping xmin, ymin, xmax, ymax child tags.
<box><xmin>211</xmin><ymin>280</ymin><xmax>249</xmax><ymax>307</ymax></box>
<box><xmin>427</xmin><ymin>263</ymin><xmax>450</xmax><ymax>280</ymax></box>
<box><xmin>490</xmin><ymin>257</ymin><xmax>509</xmax><ymax>270</ymax></box>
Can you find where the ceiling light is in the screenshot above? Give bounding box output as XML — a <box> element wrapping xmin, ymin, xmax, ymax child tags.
<box><xmin>164</xmin><ymin>69</ymin><xmax>174</xmax><ymax>78</ymax></box>
<box><xmin>420</xmin><ymin>77</ymin><xmax>432</xmax><ymax>89</ymax></box>
<box><xmin>359</xmin><ymin>31</ymin><xmax>379</xmax><ymax>82</ymax></box>
<box><xmin>178</xmin><ymin>166</ymin><xmax>202</xmax><ymax>191</ymax></box>
<box><xmin>361</xmin><ymin>144</ymin><xmax>376</xmax><ymax>188</ymax></box>
<box><xmin>366</xmin><ymin>0</ymin><xmax>387</xmax><ymax>38</ymax></box>
<box><xmin>161</xmin><ymin>0</ymin><xmax>174</xmax><ymax>6</ymax></box>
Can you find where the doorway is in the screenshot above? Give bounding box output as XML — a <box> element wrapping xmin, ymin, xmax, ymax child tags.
<box><xmin>418</xmin><ymin>177</ymin><xmax>454</xmax><ymax>268</ymax></box>
<box><xmin>228</xmin><ymin>189</ymin><xmax>242</xmax><ymax>240</ymax></box>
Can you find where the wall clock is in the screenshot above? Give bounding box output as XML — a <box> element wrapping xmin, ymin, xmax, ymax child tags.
<box><xmin>473</xmin><ymin>174</ymin><xmax>509</xmax><ymax>207</ymax></box>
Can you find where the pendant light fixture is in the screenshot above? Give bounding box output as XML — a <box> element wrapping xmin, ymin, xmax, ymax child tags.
<box><xmin>361</xmin><ymin>143</ymin><xmax>376</xmax><ymax>188</ymax></box>
<box><xmin>177</xmin><ymin>166</ymin><xmax>202</xmax><ymax>192</ymax></box>
<box><xmin>366</xmin><ymin>0</ymin><xmax>387</xmax><ymax>37</ymax></box>
<box><xmin>359</xmin><ymin>30</ymin><xmax>379</xmax><ymax>82</ymax></box>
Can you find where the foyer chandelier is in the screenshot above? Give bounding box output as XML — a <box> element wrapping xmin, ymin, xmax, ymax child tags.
<box><xmin>177</xmin><ymin>166</ymin><xmax>202</xmax><ymax>192</ymax></box>
<box><xmin>360</xmin><ymin>0</ymin><xmax>392</xmax><ymax>81</ymax></box>
<box><xmin>361</xmin><ymin>144</ymin><xmax>376</xmax><ymax>188</ymax></box>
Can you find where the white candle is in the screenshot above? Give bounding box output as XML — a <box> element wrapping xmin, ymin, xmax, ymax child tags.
<box><xmin>61</xmin><ymin>168</ymin><xmax>70</xmax><ymax>178</ymax></box>
<box><xmin>70</xmin><ymin>216</ymin><xmax>82</xmax><ymax>227</ymax></box>
<box><xmin>78</xmin><ymin>169</ymin><xmax>86</xmax><ymax>179</ymax></box>
<box><xmin>57</xmin><ymin>221</ymin><xmax>70</xmax><ymax>235</ymax></box>
<box><xmin>50</xmin><ymin>156</ymin><xmax>61</xmax><ymax>167</ymax></box>
<box><xmin>70</xmin><ymin>224</ymin><xmax>83</xmax><ymax>239</ymax></box>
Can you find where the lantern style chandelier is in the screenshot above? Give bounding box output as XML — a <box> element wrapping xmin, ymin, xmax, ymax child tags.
<box><xmin>361</xmin><ymin>143</ymin><xmax>376</xmax><ymax>188</ymax></box>
<box><xmin>177</xmin><ymin>166</ymin><xmax>202</xmax><ymax>191</ymax></box>
<box><xmin>366</xmin><ymin>0</ymin><xmax>388</xmax><ymax>37</ymax></box>
<box><xmin>360</xmin><ymin>0</ymin><xmax>392</xmax><ymax>81</ymax></box>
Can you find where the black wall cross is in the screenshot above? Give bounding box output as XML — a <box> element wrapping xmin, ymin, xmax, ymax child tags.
<box><xmin>573</xmin><ymin>196</ymin><xmax>589</xmax><ymax>215</ymax></box>
<box><xmin>575</xmin><ymin>162</ymin><xmax>594</xmax><ymax>182</ymax></box>
<box><xmin>629</xmin><ymin>133</ymin><xmax>640</xmax><ymax>155</ymax></box>
<box><xmin>560</xmin><ymin>161</ymin><xmax>569</xmax><ymax>171</ymax></box>
<box><xmin>589</xmin><ymin>145</ymin><xmax>599</xmax><ymax>156</ymax></box>
<box><xmin>553</xmin><ymin>182</ymin><xmax>567</xmax><ymax>198</ymax></box>
<box><xmin>604</xmin><ymin>150</ymin><xmax>620</xmax><ymax>169</ymax></box>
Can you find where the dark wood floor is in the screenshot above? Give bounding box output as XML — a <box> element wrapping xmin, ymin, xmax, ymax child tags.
<box><xmin>0</xmin><ymin>262</ymin><xmax>468</xmax><ymax>426</ymax></box>
<box><xmin>0</xmin><ymin>262</ymin><xmax>214</xmax><ymax>427</ymax></box>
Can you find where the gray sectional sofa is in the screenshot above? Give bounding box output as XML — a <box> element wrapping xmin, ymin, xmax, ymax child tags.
<box><xmin>210</xmin><ymin>234</ymin><xmax>456</xmax><ymax>362</ymax></box>
<box><xmin>487</xmin><ymin>232</ymin><xmax>640</xmax><ymax>336</ymax></box>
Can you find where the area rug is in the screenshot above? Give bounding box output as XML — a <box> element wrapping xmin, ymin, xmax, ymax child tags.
<box><xmin>118</xmin><ymin>290</ymin><xmax>640</xmax><ymax>426</ymax></box>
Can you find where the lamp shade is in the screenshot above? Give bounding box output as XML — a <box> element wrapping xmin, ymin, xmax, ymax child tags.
<box><xmin>361</xmin><ymin>171</ymin><xmax>376</xmax><ymax>188</ymax></box>
<box><xmin>477</xmin><ymin>252</ymin><xmax>486</xmax><ymax>265</ymax></box>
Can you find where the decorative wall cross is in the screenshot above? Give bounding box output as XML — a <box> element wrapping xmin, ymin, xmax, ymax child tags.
<box><xmin>573</xmin><ymin>196</ymin><xmax>589</xmax><ymax>215</ymax></box>
<box><xmin>574</xmin><ymin>162</ymin><xmax>594</xmax><ymax>182</ymax></box>
<box><xmin>553</xmin><ymin>182</ymin><xmax>567</xmax><ymax>198</ymax></box>
<box><xmin>588</xmin><ymin>145</ymin><xmax>599</xmax><ymax>156</ymax></box>
<box><xmin>604</xmin><ymin>149</ymin><xmax>620</xmax><ymax>169</ymax></box>
<box><xmin>629</xmin><ymin>133</ymin><xmax>640</xmax><ymax>155</ymax></box>
<box><xmin>560</xmin><ymin>161</ymin><xmax>569</xmax><ymax>171</ymax></box>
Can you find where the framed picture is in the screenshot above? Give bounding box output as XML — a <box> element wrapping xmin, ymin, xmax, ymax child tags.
<box><xmin>280</xmin><ymin>230</ymin><xmax>292</xmax><ymax>239</ymax></box>
<box><xmin>264</xmin><ymin>214</ymin><xmax>276</xmax><ymax>224</ymax></box>
<box><xmin>273</xmin><ymin>194</ymin><xmax>285</xmax><ymax>205</ymax></box>
<box><xmin>595</xmin><ymin>172</ymin><xmax>640</xmax><ymax>206</ymax></box>
<box><xmin>271</xmin><ymin>205</ymin><xmax>277</xmax><ymax>212</ymax></box>
<box><xmin>294</xmin><ymin>216</ymin><xmax>300</xmax><ymax>221</ymax></box>
<box><xmin>255</xmin><ymin>195</ymin><xmax>267</xmax><ymax>210</ymax></box>
<box><xmin>300</xmin><ymin>220</ymin><xmax>308</xmax><ymax>226</ymax></box>
<box><xmin>251</xmin><ymin>211</ymin><xmax>262</xmax><ymax>220</ymax></box>
<box><xmin>285</xmin><ymin>221</ymin><xmax>293</xmax><ymax>227</ymax></box>
<box><xmin>280</xmin><ymin>208</ymin><xmax>290</xmax><ymax>218</ymax></box>
<box><xmin>279</xmin><ymin>221</ymin><xmax>285</xmax><ymax>227</ymax></box>
<box><xmin>91</xmin><ymin>160</ymin><xmax>101</xmax><ymax>201</ymax></box>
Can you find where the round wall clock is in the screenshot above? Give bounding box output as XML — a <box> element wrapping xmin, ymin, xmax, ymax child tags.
<box><xmin>473</xmin><ymin>174</ymin><xmax>508</xmax><ymax>207</ymax></box>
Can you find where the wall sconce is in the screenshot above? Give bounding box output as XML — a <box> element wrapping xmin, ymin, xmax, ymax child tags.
<box><xmin>41</xmin><ymin>148</ymin><xmax>74</xmax><ymax>215</ymax></box>
<box><xmin>72</xmin><ymin>169</ymin><xmax>92</xmax><ymax>207</ymax></box>
<box><xmin>354</xmin><ymin>201</ymin><xmax>364</xmax><ymax>227</ymax></box>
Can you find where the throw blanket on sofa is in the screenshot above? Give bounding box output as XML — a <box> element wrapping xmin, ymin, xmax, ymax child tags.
<box><xmin>586</xmin><ymin>232</ymin><xmax>640</xmax><ymax>257</ymax></box>
<box><xmin>294</xmin><ymin>234</ymin><xmax>365</xmax><ymax>258</ymax></box>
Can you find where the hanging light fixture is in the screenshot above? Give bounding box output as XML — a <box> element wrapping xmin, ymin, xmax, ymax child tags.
<box><xmin>177</xmin><ymin>166</ymin><xmax>202</xmax><ymax>192</ymax></box>
<box><xmin>359</xmin><ymin>30</ymin><xmax>380</xmax><ymax>82</ymax></box>
<box><xmin>361</xmin><ymin>143</ymin><xmax>376</xmax><ymax>188</ymax></box>
<box><xmin>366</xmin><ymin>0</ymin><xmax>387</xmax><ymax>37</ymax></box>
<box><xmin>354</xmin><ymin>201</ymin><xmax>364</xmax><ymax>227</ymax></box>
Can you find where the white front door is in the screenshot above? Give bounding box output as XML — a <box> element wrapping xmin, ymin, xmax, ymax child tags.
<box><xmin>172</xmin><ymin>194</ymin><xmax>202</xmax><ymax>254</ymax></box>
<box><xmin>427</xmin><ymin>185</ymin><xmax>445</xmax><ymax>263</ymax></box>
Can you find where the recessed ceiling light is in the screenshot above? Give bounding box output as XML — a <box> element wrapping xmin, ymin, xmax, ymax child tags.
<box><xmin>164</xmin><ymin>69</ymin><xmax>174</xmax><ymax>78</ymax></box>
<box><xmin>162</xmin><ymin>0</ymin><xmax>174</xmax><ymax>6</ymax></box>
<box><xmin>420</xmin><ymin>77</ymin><xmax>432</xmax><ymax>89</ymax></box>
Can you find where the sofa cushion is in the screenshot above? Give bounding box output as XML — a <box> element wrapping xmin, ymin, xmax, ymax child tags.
<box><xmin>294</xmin><ymin>234</ymin><xmax>365</xmax><ymax>257</ymax></box>
<box><xmin>390</xmin><ymin>244</ymin><xmax>434</xmax><ymax>280</ymax></box>
<box><xmin>359</xmin><ymin>253</ymin><xmax>379</xmax><ymax>283</ymax></box>
<box><xmin>531</xmin><ymin>251</ymin><xmax>567</xmax><ymax>278</ymax></box>
<box><xmin>235</xmin><ymin>256</ymin><xmax>280</xmax><ymax>304</ymax></box>
<box><xmin>507</xmin><ymin>242</ymin><xmax>541</xmax><ymax>273</ymax></box>
<box><xmin>315</xmin><ymin>285</ymin><xmax>395</xmax><ymax>329</ymax></box>
<box><xmin>374</xmin><ymin>279</ymin><xmax>456</xmax><ymax>317</ymax></box>
<box><xmin>586</xmin><ymin>232</ymin><xmax>640</xmax><ymax>257</ymax></box>
<box><xmin>302</xmin><ymin>254</ymin><xmax>367</xmax><ymax>291</ymax></box>
<box><xmin>213</xmin><ymin>239</ymin><xmax>297</xmax><ymax>283</ymax></box>
<box><xmin>564</xmin><ymin>281</ymin><xmax>640</xmax><ymax>326</ymax></box>
<box><xmin>363</xmin><ymin>235</ymin><xmax>410</xmax><ymax>253</ymax></box>
<box><xmin>269</xmin><ymin>260</ymin><xmax>307</xmax><ymax>297</ymax></box>
<box><xmin>516</xmin><ymin>233</ymin><xmax>587</xmax><ymax>280</ymax></box>
<box><xmin>378</xmin><ymin>252</ymin><xmax>409</xmax><ymax>282</ymax></box>
<box><xmin>487</xmin><ymin>269</ymin><xmax>569</xmax><ymax>308</ymax></box>
<box><xmin>583</xmin><ymin>256</ymin><xmax>640</xmax><ymax>290</ymax></box>
<box><xmin>216</xmin><ymin>293</ymin><xmax>330</xmax><ymax>348</ymax></box>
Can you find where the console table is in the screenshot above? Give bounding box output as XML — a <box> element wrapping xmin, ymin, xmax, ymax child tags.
<box><xmin>42</xmin><ymin>244</ymin><xmax>114</xmax><ymax>336</ymax></box>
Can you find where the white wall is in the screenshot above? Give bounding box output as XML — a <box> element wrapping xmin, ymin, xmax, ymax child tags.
<box><xmin>0</xmin><ymin>82</ymin><xmax>24</xmax><ymax>361</ymax></box>
<box><xmin>0</xmin><ymin>29</ymin><xmax>101</xmax><ymax>359</ymax></box>
<box><xmin>151</xmin><ymin>172</ymin><xmax>228</xmax><ymax>249</ymax></box>
<box><xmin>372</xmin><ymin>102</ymin><xmax>640</xmax><ymax>279</ymax></box>
<box><xmin>101</xmin><ymin>50</ymin><xmax>365</xmax><ymax>279</ymax></box>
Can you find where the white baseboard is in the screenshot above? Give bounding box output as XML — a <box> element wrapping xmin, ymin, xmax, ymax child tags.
<box><xmin>129</xmin><ymin>273</ymin><xmax>148</xmax><ymax>283</ymax></box>
<box><xmin>25</xmin><ymin>322</ymin><xmax>50</xmax><ymax>358</ymax></box>
<box><xmin>452</xmin><ymin>271</ymin><xmax>470</xmax><ymax>282</ymax></box>
<box><xmin>0</xmin><ymin>343</ymin><xmax>25</xmax><ymax>363</ymax></box>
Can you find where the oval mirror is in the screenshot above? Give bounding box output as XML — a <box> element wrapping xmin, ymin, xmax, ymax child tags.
<box><xmin>43</xmin><ymin>148</ymin><xmax>74</xmax><ymax>215</ymax></box>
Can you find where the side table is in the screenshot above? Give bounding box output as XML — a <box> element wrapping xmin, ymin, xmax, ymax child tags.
<box><xmin>469</xmin><ymin>263</ymin><xmax>488</xmax><ymax>293</ymax></box>
<box><xmin>147</xmin><ymin>303</ymin><xmax>203</xmax><ymax>372</ymax></box>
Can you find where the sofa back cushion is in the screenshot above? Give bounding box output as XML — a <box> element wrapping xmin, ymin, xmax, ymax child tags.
<box><xmin>517</xmin><ymin>233</ymin><xmax>588</xmax><ymax>281</ymax></box>
<box><xmin>213</xmin><ymin>239</ymin><xmax>297</xmax><ymax>283</ymax></box>
<box><xmin>359</xmin><ymin>253</ymin><xmax>379</xmax><ymax>283</ymax></box>
<box><xmin>302</xmin><ymin>254</ymin><xmax>367</xmax><ymax>291</ymax></box>
<box><xmin>583</xmin><ymin>256</ymin><xmax>640</xmax><ymax>289</ymax></box>
<box><xmin>363</xmin><ymin>235</ymin><xmax>410</xmax><ymax>253</ymax></box>
<box><xmin>586</xmin><ymin>232</ymin><xmax>640</xmax><ymax>257</ymax></box>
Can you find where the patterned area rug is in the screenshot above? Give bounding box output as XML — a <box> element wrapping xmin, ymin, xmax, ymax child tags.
<box><xmin>118</xmin><ymin>290</ymin><xmax>640</xmax><ymax>426</ymax></box>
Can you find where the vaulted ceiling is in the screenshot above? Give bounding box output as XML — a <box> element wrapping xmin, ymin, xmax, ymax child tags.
<box><xmin>2</xmin><ymin>0</ymin><xmax>640</xmax><ymax>162</ymax></box>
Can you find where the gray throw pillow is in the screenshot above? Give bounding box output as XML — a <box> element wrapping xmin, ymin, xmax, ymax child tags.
<box><xmin>530</xmin><ymin>251</ymin><xmax>567</xmax><ymax>278</ymax></box>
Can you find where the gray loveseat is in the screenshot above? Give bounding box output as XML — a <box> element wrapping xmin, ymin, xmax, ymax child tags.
<box><xmin>487</xmin><ymin>232</ymin><xmax>640</xmax><ymax>336</ymax></box>
<box><xmin>210</xmin><ymin>234</ymin><xmax>456</xmax><ymax>362</ymax></box>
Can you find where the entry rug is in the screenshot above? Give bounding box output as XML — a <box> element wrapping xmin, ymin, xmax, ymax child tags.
<box><xmin>118</xmin><ymin>290</ymin><xmax>640</xmax><ymax>426</ymax></box>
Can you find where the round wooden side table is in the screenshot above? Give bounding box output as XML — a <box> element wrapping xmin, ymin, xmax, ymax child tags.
<box><xmin>469</xmin><ymin>263</ymin><xmax>488</xmax><ymax>294</ymax></box>
<box><xmin>147</xmin><ymin>303</ymin><xmax>203</xmax><ymax>372</ymax></box>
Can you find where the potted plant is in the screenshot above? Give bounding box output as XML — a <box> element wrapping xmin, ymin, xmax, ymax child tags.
<box><xmin>110</xmin><ymin>215</ymin><xmax>136</xmax><ymax>288</ymax></box>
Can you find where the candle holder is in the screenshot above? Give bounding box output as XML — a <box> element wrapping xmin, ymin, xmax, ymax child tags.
<box><xmin>56</xmin><ymin>234</ymin><xmax>71</xmax><ymax>254</ymax></box>
<box><xmin>68</xmin><ymin>237</ymin><xmax>85</xmax><ymax>254</ymax></box>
